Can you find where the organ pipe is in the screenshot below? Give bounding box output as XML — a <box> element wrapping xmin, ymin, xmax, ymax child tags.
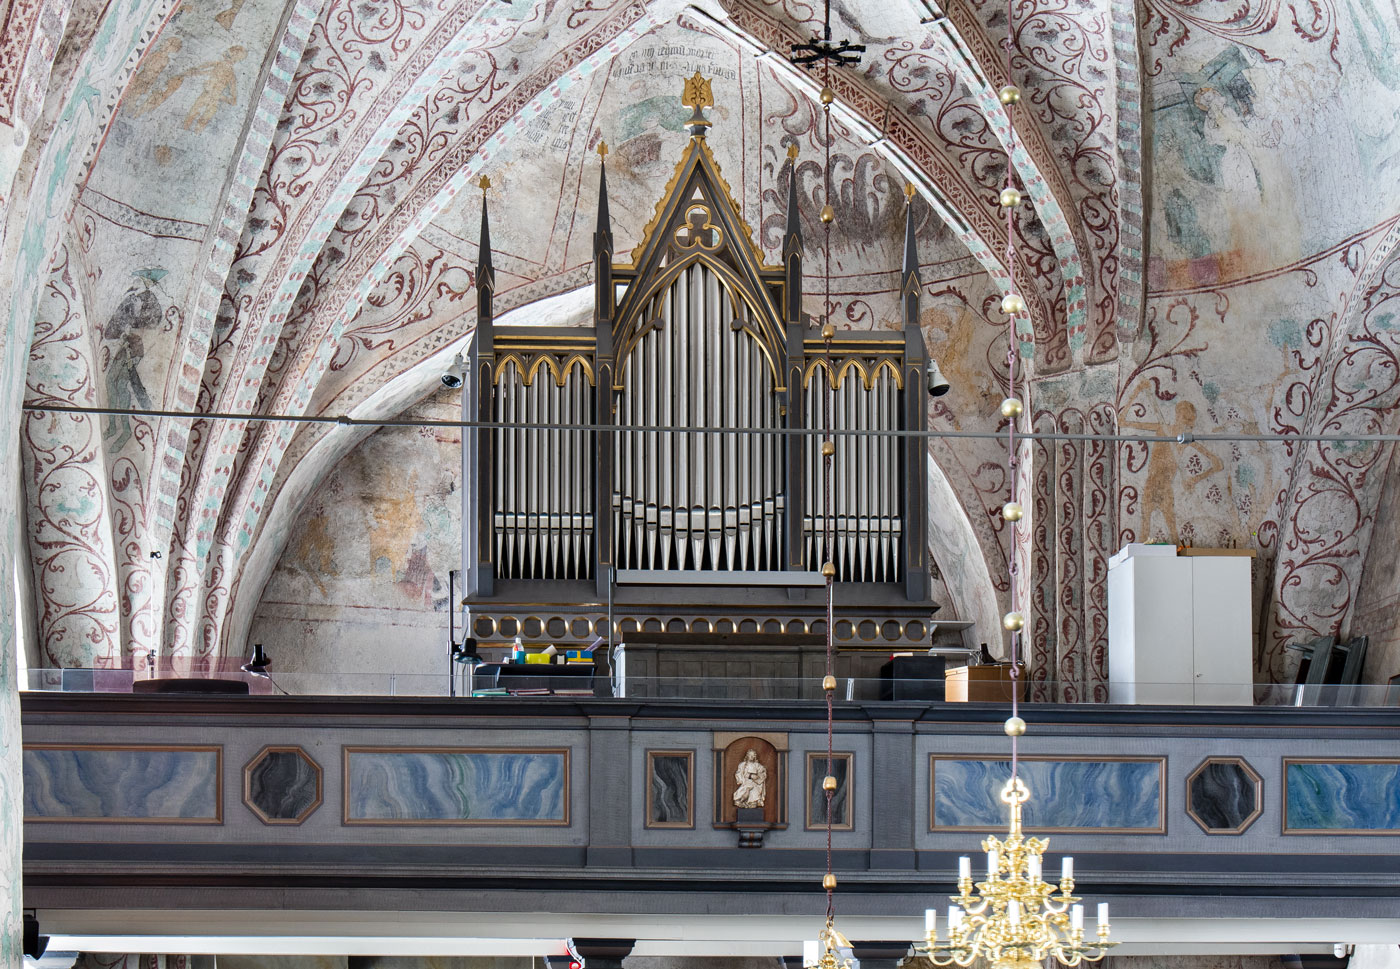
<box><xmin>803</xmin><ymin>363</ymin><xmax>903</xmax><ymax>582</ymax></box>
<box><xmin>613</xmin><ymin>263</ymin><xmax>782</xmax><ymax>572</ymax></box>
<box><xmin>493</xmin><ymin>357</ymin><xmax>594</xmax><ymax>580</ymax></box>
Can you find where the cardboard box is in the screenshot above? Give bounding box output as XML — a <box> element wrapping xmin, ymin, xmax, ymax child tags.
<box><xmin>945</xmin><ymin>664</ymin><xmax>1027</xmax><ymax>702</ymax></box>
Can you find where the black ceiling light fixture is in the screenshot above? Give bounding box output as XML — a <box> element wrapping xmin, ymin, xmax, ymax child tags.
<box><xmin>788</xmin><ymin>7</ymin><xmax>864</xmax><ymax>67</ymax></box>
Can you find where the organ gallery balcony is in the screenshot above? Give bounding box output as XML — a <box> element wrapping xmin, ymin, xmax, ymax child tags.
<box><xmin>19</xmin><ymin>687</ymin><xmax>1400</xmax><ymax>957</ymax></box>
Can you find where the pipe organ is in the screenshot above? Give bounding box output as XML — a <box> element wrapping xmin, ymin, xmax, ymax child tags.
<box><xmin>462</xmin><ymin>73</ymin><xmax>939</xmax><ymax>648</ymax></box>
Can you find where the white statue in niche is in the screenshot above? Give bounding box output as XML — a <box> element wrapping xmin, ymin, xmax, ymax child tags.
<box><xmin>733</xmin><ymin>748</ymin><xmax>767</xmax><ymax>808</ymax></box>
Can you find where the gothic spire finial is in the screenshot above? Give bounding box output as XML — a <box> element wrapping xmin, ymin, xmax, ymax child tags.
<box><xmin>784</xmin><ymin>146</ymin><xmax>803</xmax><ymax>255</ymax></box>
<box><xmin>595</xmin><ymin>143</ymin><xmax>613</xmax><ymax>258</ymax></box>
<box><xmin>476</xmin><ymin>179</ymin><xmax>494</xmax><ymax>280</ymax></box>
<box><xmin>681</xmin><ymin>71</ymin><xmax>714</xmax><ymax>138</ymax></box>
<box><xmin>901</xmin><ymin>186</ymin><xmax>920</xmax><ymax>308</ymax></box>
<box><xmin>783</xmin><ymin>142</ymin><xmax>803</xmax><ymax>323</ymax></box>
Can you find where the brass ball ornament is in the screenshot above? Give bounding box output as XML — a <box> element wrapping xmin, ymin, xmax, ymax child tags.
<box><xmin>823</xmin><ymin>873</ymin><xmax>838</xmax><ymax>890</ymax></box>
<box><xmin>999</xmin><ymin>397</ymin><xmax>1024</xmax><ymax>418</ymax></box>
<box><xmin>822</xmin><ymin>561</ymin><xmax>837</xmax><ymax>578</ymax></box>
<box><xmin>823</xmin><ymin>775</ymin><xmax>839</xmax><ymax>792</ymax></box>
<box><xmin>820</xmin><ymin>204</ymin><xmax>835</xmax><ymax>224</ymax></box>
<box><xmin>1004</xmin><ymin>716</ymin><xmax>1027</xmax><ymax>737</ymax></box>
<box><xmin>1002</xmin><ymin>502</ymin><xmax>1023</xmax><ymax>522</ymax></box>
<box><xmin>821</xmin><ymin>440</ymin><xmax>836</xmax><ymax>457</ymax></box>
<box><xmin>823</xmin><ymin>674</ymin><xmax>837</xmax><ymax>692</ymax></box>
<box><xmin>998</xmin><ymin>84</ymin><xmax>1021</xmax><ymax>105</ymax></box>
<box><xmin>999</xmin><ymin>188</ymin><xmax>1022</xmax><ymax>208</ymax></box>
<box><xmin>821</xmin><ymin>322</ymin><xmax>836</xmax><ymax>340</ymax></box>
<box><xmin>820</xmin><ymin>86</ymin><xmax>835</xmax><ymax>105</ymax></box>
<box><xmin>1002</xmin><ymin>610</ymin><xmax>1025</xmax><ymax>632</ymax></box>
<box><xmin>1000</xmin><ymin>292</ymin><xmax>1026</xmax><ymax>316</ymax></box>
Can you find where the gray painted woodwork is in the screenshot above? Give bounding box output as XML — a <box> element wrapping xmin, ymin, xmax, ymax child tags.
<box><xmin>19</xmin><ymin>694</ymin><xmax>1400</xmax><ymax>921</ymax></box>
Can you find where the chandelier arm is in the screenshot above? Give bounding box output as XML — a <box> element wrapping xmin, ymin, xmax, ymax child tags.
<box><xmin>955</xmin><ymin>897</ymin><xmax>990</xmax><ymax>916</ymax></box>
<box><xmin>1041</xmin><ymin>895</ymin><xmax>1075</xmax><ymax>915</ymax></box>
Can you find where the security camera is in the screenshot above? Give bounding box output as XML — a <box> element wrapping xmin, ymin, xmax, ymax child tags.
<box><xmin>927</xmin><ymin>360</ymin><xmax>951</xmax><ymax>397</ymax></box>
<box><xmin>441</xmin><ymin>352</ymin><xmax>465</xmax><ymax>389</ymax></box>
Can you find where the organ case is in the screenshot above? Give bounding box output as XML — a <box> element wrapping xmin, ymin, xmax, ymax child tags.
<box><xmin>461</xmin><ymin>75</ymin><xmax>936</xmax><ymax>648</ymax></box>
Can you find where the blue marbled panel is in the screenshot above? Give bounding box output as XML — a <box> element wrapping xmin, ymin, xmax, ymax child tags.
<box><xmin>932</xmin><ymin>758</ymin><xmax>1161</xmax><ymax>830</ymax></box>
<box><xmin>347</xmin><ymin>749</ymin><xmax>567</xmax><ymax>822</ymax></box>
<box><xmin>23</xmin><ymin>746</ymin><xmax>220</xmax><ymax>821</ymax></box>
<box><xmin>1286</xmin><ymin>761</ymin><xmax>1400</xmax><ymax>831</ymax></box>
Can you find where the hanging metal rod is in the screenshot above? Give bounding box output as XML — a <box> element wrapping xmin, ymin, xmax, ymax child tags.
<box><xmin>21</xmin><ymin>402</ymin><xmax>1400</xmax><ymax>445</ymax></box>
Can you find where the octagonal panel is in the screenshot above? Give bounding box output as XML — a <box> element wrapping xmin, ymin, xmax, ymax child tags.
<box><xmin>243</xmin><ymin>745</ymin><xmax>322</xmax><ymax>825</ymax></box>
<box><xmin>1186</xmin><ymin>756</ymin><xmax>1262</xmax><ymax>834</ymax></box>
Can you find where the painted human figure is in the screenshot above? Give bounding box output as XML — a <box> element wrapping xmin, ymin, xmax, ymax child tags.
<box><xmin>129</xmin><ymin>44</ymin><xmax>246</xmax><ymax>132</ymax></box>
<box><xmin>732</xmin><ymin>748</ymin><xmax>767</xmax><ymax>809</ymax></box>
<box><xmin>103</xmin><ymin>273</ymin><xmax>165</xmax><ymax>451</ymax></box>
<box><xmin>181</xmin><ymin>45</ymin><xmax>246</xmax><ymax>132</ymax></box>
<box><xmin>125</xmin><ymin>37</ymin><xmax>183</xmax><ymax>112</ymax></box>
<box><xmin>1120</xmin><ymin>390</ymin><xmax>1224</xmax><ymax>541</ymax></box>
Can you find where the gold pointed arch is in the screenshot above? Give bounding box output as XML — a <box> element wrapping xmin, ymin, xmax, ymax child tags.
<box><xmin>494</xmin><ymin>352</ymin><xmax>596</xmax><ymax>388</ymax></box>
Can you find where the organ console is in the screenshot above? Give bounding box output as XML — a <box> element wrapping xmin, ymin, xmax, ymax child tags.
<box><xmin>461</xmin><ymin>74</ymin><xmax>939</xmax><ymax>653</ymax></box>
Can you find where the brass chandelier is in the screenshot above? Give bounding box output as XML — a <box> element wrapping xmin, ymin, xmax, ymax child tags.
<box><xmin>914</xmin><ymin>777</ymin><xmax>1114</xmax><ymax>969</ymax></box>
<box><xmin>909</xmin><ymin>0</ymin><xmax>1119</xmax><ymax>960</ymax></box>
<box><xmin>792</xmin><ymin>0</ymin><xmax>1122</xmax><ymax>960</ymax></box>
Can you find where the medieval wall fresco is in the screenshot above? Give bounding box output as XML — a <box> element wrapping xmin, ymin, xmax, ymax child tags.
<box><xmin>1123</xmin><ymin>0</ymin><xmax>1400</xmax><ymax>683</ymax></box>
<box><xmin>247</xmin><ymin>389</ymin><xmax>462</xmax><ymax>684</ymax></box>
<box><xmin>6</xmin><ymin>0</ymin><xmax>1400</xmax><ymax>737</ymax></box>
<box><xmin>5</xmin><ymin>0</ymin><xmax>1050</xmax><ymax>689</ymax></box>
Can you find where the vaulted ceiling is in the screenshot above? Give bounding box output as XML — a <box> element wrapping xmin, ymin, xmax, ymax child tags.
<box><xmin>3</xmin><ymin>0</ymin><xmax>1399</xmax><ymax>677</ymax></box>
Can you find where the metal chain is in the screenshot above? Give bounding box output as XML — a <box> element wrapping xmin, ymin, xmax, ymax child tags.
<box><xmin>1003</xmin><ymin>0</ymin><xmax>1022</xmax><ymax>785</ymax></box>
<box><xmin>821</xmin><ymin>54</ymin><xmax>837</xmax><ymax>925</ymax></box>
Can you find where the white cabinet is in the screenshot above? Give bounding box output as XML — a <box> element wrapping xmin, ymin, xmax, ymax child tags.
<box><xmin>1107</xmin><ymin>546</ymin><xmax>1254</xmax><ymax>705</ymax></box>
